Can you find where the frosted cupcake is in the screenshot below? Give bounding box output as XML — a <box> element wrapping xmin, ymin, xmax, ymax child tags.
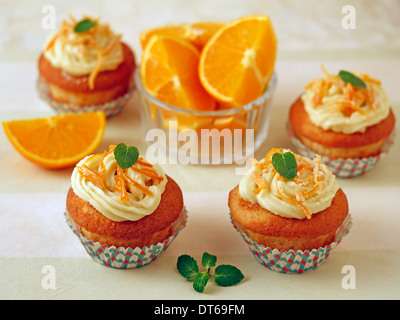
<box><xmin>38</xmin><ymin>15</ymin><xmax>136</xmax><ymax>117</ymax></box>
<box><xmin>228</xmin><ymin>148</ymin><xmax>351</xmax><ymax>273</ymax></box>
<box><xmin>66</xmin><ymin>144</ymin><xmax>186</xmax><ymax>268</ymax></box>
<box><xmin>288</xmin><ymin>66</ymin><xmax>395</xmax><ymax>177</ymax></box>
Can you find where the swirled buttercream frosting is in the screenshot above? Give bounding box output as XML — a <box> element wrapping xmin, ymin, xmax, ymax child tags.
<box><xmin>301</xmin><ymin>67</ymin><xmax>390</xmax><ymax>134</ymax></box>
<box><xmin>44</xmin><ymin>15</ymin><xmax>124</xmax><ymax>88</ymax></box>
<box><xmin>71</xmin><ymin>146</ymin><xmax>167</xmax><ymax>222</ymax></box>
<box><xmin>239</xmin><ymin>149</ymin><xmax>339</xmax><ymax>220</ymax></box>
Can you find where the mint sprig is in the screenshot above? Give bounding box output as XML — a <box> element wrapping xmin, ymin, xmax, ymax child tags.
<box><xmin>271</xmin><ymin>150</ymin><xmax>298</xmax><ymax>180</ymax></box>
<box><xmin>193</xmin><ymin>272</ymin><xmax>210</xmax><ymax>293</ymax></box>
<box><xmin>176</xmin><ymin>254</ymin><xmax>198</xmax><ymax>281</ymax></box>
<box><xmin>214</xmin><ymin>265</ymin><xmax>245</xmax><ymax>287</ymax></box>
<box><xmin>201</xmin><ymin>252</ymin><xmax>217</xmax><ymax>270</ymax></box>
<box><xmin>74</xmin><ymin>19</ymin><xmax>97</xmax><ymax>33</ymax></box>
<box><xmin>177</xmin><ymin>252</ymin><xmax>244</xmax><ymax>293</ymax></box>
<box><xmin>114</xmin><ymin>143</ymin><xmax>139</xmax><ymax>169</ymax></box>
<box><xmin>338</xmin><ymin>70</ymin><xmax>367</xmax><ymax>88</ymax></box>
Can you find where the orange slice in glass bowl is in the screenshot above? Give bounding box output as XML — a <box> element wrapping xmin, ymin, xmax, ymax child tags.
<box><xmin>140</xmin><ymin>35</ymin><xmax>217</xmax><ymax>111</ymax></box>
<box><xmin>213</xmin><ymin>115</ymin><xmax>247</xmax><ymax>132</ymax></box>
<box><xmin>2</xmin><ymin>111</ymin><xmax>106</xmax><ymax>169</ymax></box>
<box><xmin>199</xmin><ymin>15</ymin><xmax>277</xmax><ymax>108</ymax></box>
<box><xmin>162</xmin><ymin>111</ymin><xmax>215</xmax><ymax>132</ymax></box>
<box><xmin>140</xmin><ymin>22</ymin><xmax>224</xmax><ymax>50</ymax></box>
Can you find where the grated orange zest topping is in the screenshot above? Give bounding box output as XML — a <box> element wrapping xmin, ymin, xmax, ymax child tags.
<box><xmin>78</xmin><ymin>145</ymin><xmax>163</xmax><ymax>202</ymax></box>
<box><xmin>252</xmin><ymin>172</ymin><xmax>268</xmax><ymax>195</ymax></box>
<box><xmin>101</xmin><ymin>34</ymin><xmax>122</xmax><ymax>56</ymax></box>
<box><xmin>360</xmin><ymin>73</ymin><xmax>381</xmax><ymax>85</ymax></box>
<box><xmin>136</xmin><ymin>157</ymin><xmax>153</xmax><ymax>167</ymax></box>
<box><xmin>88</xmin><ymin>49</ymin><xmax>103</xmax><ymax>90</ymax></box>
<box><xmin>115</xmin><ymin>166</ymin><xmax>130</xmax><ymax>202</ymax></box>
<box><xmin>251</xmin><ymin>149</ymin><xmax>326</xmax><ymax>219</ymax></box>
<box><xmin>305</xmin><ymin>65</ymin><xmax>378</xmax><ymax>117</ymax></box>
<box><xmin>122</xmin><ymin>171</ymin><xmax>154</xmax><ymax>197</ymax></box>
<box><xmin>276</xmin><ymin>175</ymin><xmax>312</xmax><ymax>219</ymax></box>
<box><xmin>45</xmin><ymin>15</ymin><xmax>122</xmax><ymax>90</ymax></box>
<box><xmin>77</xmin><ymin>164</ymin><xmax>106</xmax><ymax>190</ymax></box>
<box><xmin>131</xmin><ymin>166</ymin><xmax>164</xmax><ymax>183</ymax></box>
<box><xmin>365</xmin><ymin>88</ymin><xmax>377</xmax><ymax>111</ymax></box>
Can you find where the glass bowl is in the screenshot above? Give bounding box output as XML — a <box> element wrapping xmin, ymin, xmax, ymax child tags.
<box><xmin>135</xmin><ymin>69</ymin><xmax>277</xmax><ymax>165</ymax></box>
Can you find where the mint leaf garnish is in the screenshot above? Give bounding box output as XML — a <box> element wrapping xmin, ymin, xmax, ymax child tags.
<box><xmin>338</xmin><ymin>70</ymin><xmax>367</xmax><ymax>88</ymax></box>
<box><xmin>177</xmin><ymin>253</ymin><xmax>244</xmax><ymax>293</ymax></box>
<box><xmin>193</xmin><ymin>272</ymin><xmax>209</xmax><ymax>293</ymax></box>
<box><xmin>74</xmin><ymin>19</ymin><xmax>97</xmax><ymax>33</ymax></box>
<box><xmin>272</xmin><ymin>151</ymin><xmax>298</xmax><ymax>180</ymax></box>
<box><xmin>177</xmin><ymin>254</ymin><xmax>199</xmax><ymax>281</ymax></box>
<box><xmin>201</xmin><ymin>252</ymin><xmax>217</xmax><ymax>270</ymax></box>
<box><xmin>114</xmin><ymin>143</ymin><xmax>139</xmax><ymax>170</ymax></box>
<box><xmin>214</xmin><ymin>265</ymin><xmax>244</xmax><ymax>287</ymax></box>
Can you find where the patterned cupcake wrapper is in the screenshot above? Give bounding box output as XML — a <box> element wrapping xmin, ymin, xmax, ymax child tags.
<box><xmin>286</xmin><ymin>123</ymin><xmax>395</xmax><ymax>178</ymax></box>
<box><xmin>37</xmin><ymin>76</ymin><xmax>135</xmax><ymax>119</ymax></box>
<box><xmin>65</xmin><ymin>207</ymin><xmax>187</xmax><ymax>269</ymax></box>
<box><xmin>231</xmin><ymin>213</ymin><xmax>352</xmax><ymax>274</ymax></box>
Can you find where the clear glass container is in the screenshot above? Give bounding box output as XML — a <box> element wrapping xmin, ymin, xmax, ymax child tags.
<box><xmin>135</xmin><ymin>69</ymin><xmax>277</xmax><ymax>165</ymax></box>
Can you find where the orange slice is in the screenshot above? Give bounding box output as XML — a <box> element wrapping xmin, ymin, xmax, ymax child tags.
<box><xmin>140</xmin><ymin>35</ymin><xmax>217</xmax><ymax>111</ymax></box>
<box><xmin>162</xmin><ymin>112</ymin><xmax>214</xmax><ymax>132</ymax></box>
<box><xmin>213</xmin><ymin>115</ymin><xmax>247</xmax><ymax>132</ymax></box>
<box><xmin>140</xmin><ymin>22</ymin><xmax>224</xmax><ymax>50</ymax></box>
<box><xmin>199</xmin><ymin>15</ymin><xmax>277</xmax><ymax>108</ymax></box>
<box><xmin>3</xmin><ymin>111</ymin><xmax>106</xmax><ymax>169</ymax></box>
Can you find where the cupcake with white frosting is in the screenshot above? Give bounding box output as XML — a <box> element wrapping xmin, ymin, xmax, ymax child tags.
<box><xmin>288</xmin><ymin>66</ymin><xmax>395</xmax><ymax>177</ymax></box>
<box><xmin>38</xmin><ymin>15</ymin><xmax>136</xmax><ymax>117</ymax></box>
<box><xmin>228</xmin><ymin>148</ymin><xmax>351</xmax><ymax>273</ymax></box>
<box><xmin>65</xmin><ymin>144</ymin><xmax>186</xmax><ymax>268</ymax></box>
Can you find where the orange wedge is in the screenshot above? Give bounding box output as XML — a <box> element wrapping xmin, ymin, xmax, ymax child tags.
<box><xmin>140</xmin><ymin>22</ymin><xmax>224</xmax><ymax>50</ymax></box>
<box><xmin>162</xmin><ymin>112</ymin><xmax>214</xmax><ymax>132</ymax></box>
<box><xmin>140</xmin><ymin>35</ymin><xmax>217</xmax><ymax>111</ymax></box>
<box><xmin>212</xmin><ymin>115</ymin><xmax>247</xmax><ymax>132</ymax></box>
<box><xmin>3</xmin><ymin>111</ymin><xmax>106</xmax><ymax>169</ymax></box>
<box><xmin>199</xmin><ymin>15</ymin><xmax>277</xmax><ymax>108</ymax></box>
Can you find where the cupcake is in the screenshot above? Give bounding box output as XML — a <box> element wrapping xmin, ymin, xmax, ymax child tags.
<box><xmin>38</xmin><ymin>15</ymin><xmax>136</xmax><ymax>116</ymax></box>
<box><xmin>228</xmin><ymin>148</ymin><xmax>351</xmax><ymax>273</ymax></box>
<box><xmin>65</xmin><ymin>144</ymin><xmax>186</xmax><ymax>268</ymax></box>
<box><xmin>288</xmin><ymin>66</ymin><xmax>395</xmax><ymax>177</ymax></box>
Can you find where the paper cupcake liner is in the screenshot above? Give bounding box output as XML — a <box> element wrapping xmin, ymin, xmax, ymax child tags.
<box><xmin>37</xmin><ymin>76</ymin><xmax>135</xmax><ymax>119</ymax></box>
<box><xmin>231</xmin><ymin>214</ymin><xmax>352</xmax><ymax>274</ymax></box>
<box><xmin>65</xmin><ymin>207</ymin><xmax>187</xmax><ymax>269</ymax></box>
<box><xmin>286</xmin><ymin>123</ymin><xmax>395</xmax><ymax>178</ymax></box>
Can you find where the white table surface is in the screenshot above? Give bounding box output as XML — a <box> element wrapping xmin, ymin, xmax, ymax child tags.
<box><xmin>1</xmin><ymin>0</ymin><xmax>399</xmax><ymax>300</ymax></box>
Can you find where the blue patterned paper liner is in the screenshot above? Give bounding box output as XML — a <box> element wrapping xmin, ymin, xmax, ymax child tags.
<box><xmin>286</xmin><ymin>123</ymin><xmax>395</xmax><ymax>178</ymax></box>
<box><xmin>37</xmin><ymin>76</ymin><xmax>135</xmax><ymax>119</ymax></box>
<box><xmin>231</xmin><ymin>214</ymin><xmax>352</xmax><ymax>274</ymax></box>
<box><xmin>65</xmin><ymin>207</ymin><xmax>187</xmax><ymax>269</ymax></box>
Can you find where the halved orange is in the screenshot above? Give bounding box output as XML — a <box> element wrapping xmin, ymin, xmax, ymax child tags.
<box><xmin>140</xmin><ymin>22</ymin><xmax>224</xmax><ymax>50</ymax></box>
<box><xmin>199</xmin><ymin>15</ymin><xmax>277</xmax><ymax>108</ymax></box>
<box><xmin>140</xmin><ymin>35</ymin><xmax>217</xmax><ymax>111</ymax></box>
<box><xmin>2</xmin><ymin>111</ymin><xmax>106</xmax><ymax>169</ymax></box>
